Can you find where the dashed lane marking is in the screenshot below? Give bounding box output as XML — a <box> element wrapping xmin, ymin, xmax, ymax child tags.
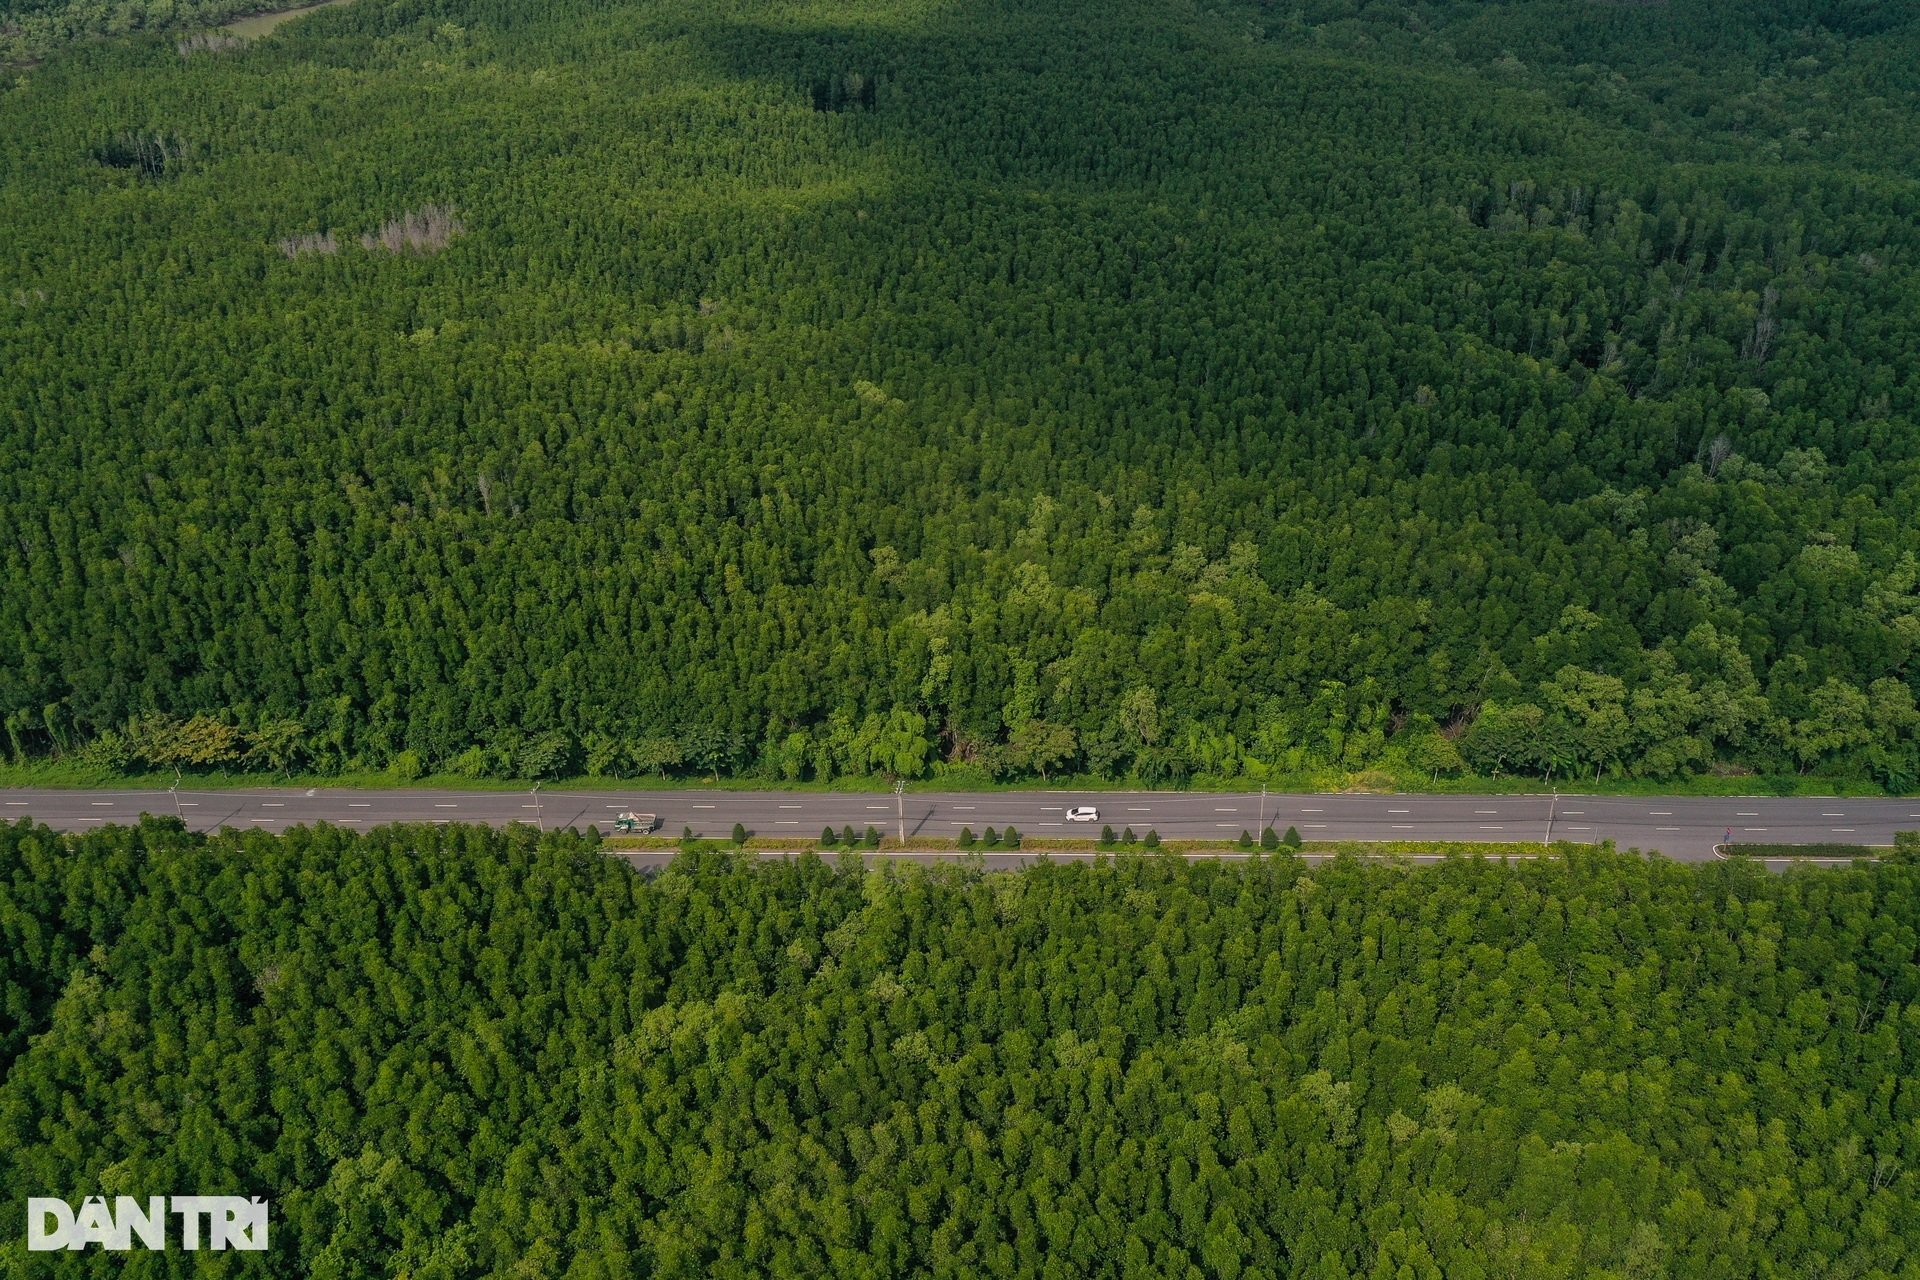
<box><xmin>348</xmin><ymin>803</ymin><xmax>371</xmax><ymax>808</ymax></box>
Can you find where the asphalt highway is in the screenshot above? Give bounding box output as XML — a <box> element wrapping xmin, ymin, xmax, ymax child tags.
<box><xmin>5</xmin><ymin>787</ymin><xmax>1915</xmax><ymax>862</ymax></box>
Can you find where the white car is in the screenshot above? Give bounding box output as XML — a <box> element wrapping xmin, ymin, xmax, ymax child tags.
<box><xmin>1064</xmin><ymin>806</ymin><xmax>1100</xmax><ymax>822</ymax></box>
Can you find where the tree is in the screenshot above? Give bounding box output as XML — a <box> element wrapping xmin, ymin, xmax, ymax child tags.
<box><xmin>862</xmin><ymin>825</ymin><xmax>880</xmax><ymax>849</ymax></box>
<box><xmin>957</xmin><ymin>827</ymin><xmax>975</xmax><ymax>849</ymax></box>
<box><xmin>1006</xmin><ymin>720</ymin><xmax>1079</xmax><ymax>780</ymax></box>
<box><xmin>1144</xmin><ymin>829</ymin><xmax>1161</xmax><ymax>849</ymax></box>
<box><xmin>820</xmin><ymin>826</ymin><xmax>837</xmax><ymax>846</ymax></box>
<box><xmin>731</xmin><ymin>822</ymin><xmax>747</xmax><ymax>845</ymax></box>
<box><xmin>1100</xmin><ymin>824</ymin><xmax>1116</xmax><ymax>847</ymax></box>
<box><xmin>1237</xmin><ymin>830</ymin><xmax>1254</xmax><ymax>849</ymax></box>
<box><xmin>1002</xmin><ymin>826</ymin><xmax>1021</xmax><ymax>849</ymax></box>
<box><xmin>1283</xmin><ymin>826</ymin><xmax>1301</xmax><ymax>848</ymax></box>
<box><xmin>1261</xmin><ymin>826</ymin><xmax>1279</xmax><ymax>851</ymax></box>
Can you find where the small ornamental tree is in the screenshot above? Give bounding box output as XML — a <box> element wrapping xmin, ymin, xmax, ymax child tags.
<box><xmin>843</xmin><ymin>824</ymin><xmax>858</xmax><ymax>846</ymax></box>
<box><xmin>863</xmin><ymin>825</ymin><xmax>881</xmax><ymax>848</ymax></box>
<box><xmin>1122</xmin><ymin>827</ymin><xmax>1137</xmax><ymax>844</ymax></box>
<box><xmin>821</xmin><ymin>827</ymin><xmax>837</xmax><ymax>846</ymax></box>
<box><xmin>1100</xmin><ymin>824</ymin><xmax>1116</xmax><ymax>847</ymax></box>
<box><xmin>984</xmin><ymin>827</ymin><xmax>1001</xmax><ymax>848</ymax></box>
<box><xmin>1144</xmin><ymin>829</ymin><xmax>1161</xmax><ymax>849</ymax></box>
<box><xmin>1237</xmin><ymin>830</ymin><xmax>1254</xmax><ymax>849</ymax></box>
<box><xmin>1283</xmin><ymin>825</ymin><xmax>1302</xmax><ymax>848</ymax></box>
<box><xmin>1261</xmin><ymin>826</ymin><xmax>1280</xmax><ymax>850</ymax></box>
<box><xmin>957</xmin><ymin>826</ymin><xmax>975</xmax><ymax>849</ymax></box>
<box><xmin>732</xmin><ymin>822</ymin><xmax>747</xmax><ymax>845</ymax></box>
<box><xmin>1003</xmin><ymin>826</ymin><xmax>1021</xmax><ymax>849</ymax></box>
<box><xmin>682</xmin><ymin>825</ymin><xmax>694</xmax><ymax>841</ymax></box>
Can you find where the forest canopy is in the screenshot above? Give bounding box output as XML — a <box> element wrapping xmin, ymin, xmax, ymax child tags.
<box><xmin>3</xmin><ymin>0</ymin><xmax>1920</xmax><ymax>787</ymax></box>
<box><xmin>1</xmin><ymin>818</ymin><xmax>1917</xmax><ymax>1276</ymax></box>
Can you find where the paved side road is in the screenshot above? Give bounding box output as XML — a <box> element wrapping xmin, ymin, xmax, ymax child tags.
<box><xmin>4</xmin><ymin>787</ymin><xmax>1916</xmax><ymax>862</ymax></box>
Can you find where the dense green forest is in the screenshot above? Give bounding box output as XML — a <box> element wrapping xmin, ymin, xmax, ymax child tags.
<box><xmin>4</xmin><ymin>0</ymin><xmax>1920</xmax><ymax>788</ymax></box>
<box><xmin>0</xmin><ymin>818</ymin><xmax>1915</xmax><ymax>1275</ymax></box>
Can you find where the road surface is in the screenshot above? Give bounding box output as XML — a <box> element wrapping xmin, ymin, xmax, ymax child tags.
<box><xmin>4</xmin><ymin>787</ymin><xmax>1914</xmax><ymax>862</ymax></box>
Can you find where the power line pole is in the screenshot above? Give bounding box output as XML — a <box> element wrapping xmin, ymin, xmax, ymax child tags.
<box><xmin>1544</xmin><ymin>789</ymin><xmax>1556</xmax><ymax>847</ymax></box>
<box><xmin>170</xmin><ymin>767</ymin><xmax>184</xmax><ymax>821</ymax></box>
<box><xmin>532</xmin><ymin>783</ymin><xmax>543</xmax><ymax>833</ymax></box>
<box><xmin>894</xmin><ymin>779</ymin><xmax>905</xmax><ymax>847</ymax></box>
<box><xmin>1259</xmin><ymin>785</ymin><xmax>1267</xmax><ymax>832</ymax></box>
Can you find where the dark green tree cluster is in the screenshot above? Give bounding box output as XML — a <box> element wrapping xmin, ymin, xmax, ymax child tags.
<box><xmin>4</xmin><ymin>0</ymin><xmax>1920</xmax><ymax>787</ymax></box>
<box><xmin>2</xmin><ymin>817</ymin><xmax>1918</xmax><ymax>1275</ymax></box>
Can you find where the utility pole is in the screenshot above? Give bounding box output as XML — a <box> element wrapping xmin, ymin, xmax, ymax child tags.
<box><xmin>532</xmin><ymin>783</ymin><xmax>543</xmax><ymax>833</ymax></box>
<box><xmin>1259</xmin><ymin>785</ymin><xmax>1267</xmax><ymax>832</ymax></box>
<box><xmin>894</xmin><ymin>779</ymin><xmax>905</xmax><ymax>847</ymax></box>
<box><xmin>170</xmin><ymin>767</ymin><xmax>184</xmax><ymax>821</ymax></box>
<box><xmin>1544</xmin><ymin>789</ymin><xmax>1557</xmax><ymax>847</ymax></box>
